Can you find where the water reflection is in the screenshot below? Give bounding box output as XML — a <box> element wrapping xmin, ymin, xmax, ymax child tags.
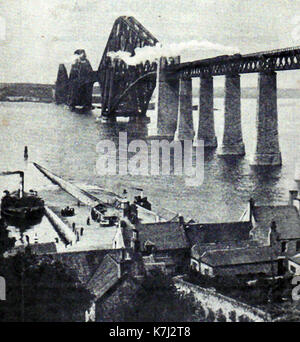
<box><xmin>249</xmin><ymin>165</ymin><xmax>282</xmax><ymax>204</ymax></box>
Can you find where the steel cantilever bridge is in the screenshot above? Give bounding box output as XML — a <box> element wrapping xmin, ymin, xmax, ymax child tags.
<box><xmin>55</xmin><ymin>16</ymin><xmax>300</xmax><ymax>165</ymax></box>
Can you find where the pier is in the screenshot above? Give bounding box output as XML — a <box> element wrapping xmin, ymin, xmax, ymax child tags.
<box><xmin>10</xmin><ymin>162</ymin><xmax>170</xmax><ymax>253</ymax></box>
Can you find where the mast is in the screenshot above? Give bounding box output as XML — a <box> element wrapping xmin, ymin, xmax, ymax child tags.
<box><xmin>19</xmin><ymin>172</ymin><xmax>24</xmax><ymax>198</ymax></box>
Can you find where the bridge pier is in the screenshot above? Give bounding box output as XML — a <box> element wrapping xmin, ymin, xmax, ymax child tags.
<box><xmin>174</xmin><ymin>77</ymin><xmax>194</xmax><ymax>141</ymax></box>
<box><xmin>252</xmin><ymin>71</ymin><xmax>282</xmax><ymax>166</ymax></box>
<box><xmin>195</xmin><ymin>76</ymin><xmax>217</xmax><ymax>147</ymax></box>
<box><xmin>155</xmin><ymin>58</ymin><xmax>180</xmax><ymax>137</ymax></box>
<box><xmin>55</xmin><ymin>64</ymin><xmax>69</xmax><ymax>105</ymax></box>
<box><xmin>219</xmin><ymin>74</ymin><xmax>245</xmax><ymax>156</ymax></box>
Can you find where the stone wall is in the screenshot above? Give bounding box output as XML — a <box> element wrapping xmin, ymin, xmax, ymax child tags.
<box><xmin>174</xmin><ymin>277</ymin><xmax>271</xmax><ymax>322</ymax></box>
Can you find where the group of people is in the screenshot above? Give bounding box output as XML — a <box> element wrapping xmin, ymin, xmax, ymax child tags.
<box><xmin>71</xmin><ymin>222</ymin><xmax>84</xmax><ymax>242</ymax></box>
<box><xmin>61</xmin><ymin>206</ymin><xmax>75</xmax><ymax>217</ymax></box>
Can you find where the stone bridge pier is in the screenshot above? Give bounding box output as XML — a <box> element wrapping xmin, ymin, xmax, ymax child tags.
<box><xmin>174</xmin><ymin>77</ymin><xmax>194</xmax><ymax>141</ymax></box>
<box><xmin>155</xmin><ymin>62</ymin><xmax>282</xmax><ymax>166</ymax></box>
<box><xmin>251</xmin><ymin>71</ymin><xmax>282</xmax><ymax>166</ymax></box>
<box><xmin>155</xmin><ymin>58</ymin><xmax>180</xmax><ymax>137</ymax></box>
<box><xmin>219</xmin><ymin>74</ymin><xmax>245</xmax><ymax>156</ymax></box>
<box><xmin>195</xmin><ymin>76</ymin><xmax>217</xmax><ymax>147</ymax></box>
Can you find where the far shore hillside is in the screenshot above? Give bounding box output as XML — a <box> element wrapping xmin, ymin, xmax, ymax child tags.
<box><xmin>1</xmin><ymin>83</ymin><xmax>300</xmax><ymax>104</ymax></box>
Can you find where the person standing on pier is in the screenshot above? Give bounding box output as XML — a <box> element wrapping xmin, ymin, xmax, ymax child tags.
<box><xmin>24</xmin><ymin>146</ymin><xmax>28</xmax><ymax>160</ymax></box>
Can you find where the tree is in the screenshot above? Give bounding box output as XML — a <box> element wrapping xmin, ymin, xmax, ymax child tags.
<box><xmin>107</xmin><ymin>270</ymin><xmax>198</xmax><ymax>322</ymax></box>
<box><xmin>0</xmin><ymin>249</ymin><xmax>94</xmax><ymax>322</ymax></box>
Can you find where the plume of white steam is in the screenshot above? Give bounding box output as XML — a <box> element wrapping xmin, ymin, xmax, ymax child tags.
<box><xmin>107</xmin><ymin>40</ymin><xmax>239</xmax><ymax>66</ymax></box>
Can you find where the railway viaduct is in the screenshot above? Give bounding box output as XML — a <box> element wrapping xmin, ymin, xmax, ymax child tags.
<box><xmin>55</xmin><ymin>16</ymin><xmax>300</xmax><ymax>166</ymax></box>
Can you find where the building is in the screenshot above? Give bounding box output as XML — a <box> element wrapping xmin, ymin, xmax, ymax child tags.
<box><xmin>251</xmin><ymin>197</ymin><xmax>300</xmax><ymax>257</ymax></box>
<box><xmin>134</xmin><ymin>221</ymin><xmax>190</xmax><ymax>274</ymax></box>
<box><xmin>86</xmin><ymin>250</ymin><xmax>142</xmax><ymax>322</ymax></box>
<box><xmin>193</xmin><ymin>246</ymin><xmax>278</xmax><ymax>277</ymax></box>
<box><xmin>39</xmin><ymin>247</ymin><xmax>144</xmax><ymax>322</ymax></box>
<box><xmin>185</xmin><ymin>221</ymin><xmax>253</xmax><ymax>246</ymax></box>
<box><xmin>190</xmin><ymin>239</ymin><xmax>260</xmax><ymax>271</ymax></box>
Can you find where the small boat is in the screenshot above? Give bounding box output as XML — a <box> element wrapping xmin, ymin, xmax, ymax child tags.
<box><xmin>0</xmin><ymin>171</ymin><xmax>44</xmax><ymax>222</ymax></box>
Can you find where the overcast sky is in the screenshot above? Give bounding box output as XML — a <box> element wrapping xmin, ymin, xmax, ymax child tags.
<box><xmin>1</xmin><ymin>0</ymin><xmax>300</xmax><ymax>87</ymax></box>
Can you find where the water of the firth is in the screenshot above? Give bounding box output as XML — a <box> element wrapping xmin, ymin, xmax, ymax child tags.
<box><xmin>0</xmin><ymin>97</ymin><xmax>300</xmax><ymax>245</ymax></box>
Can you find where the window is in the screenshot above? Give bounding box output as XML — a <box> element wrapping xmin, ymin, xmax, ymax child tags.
<box><xmin>291</xmin><ymin>265</ymin><xmax>296</xmax><ymax>273</ymax></box>
<box><xmin>281</xmin><ymin>242</ymin><xmax>287</xmax><ymax>253</ymax></box>
<box><xmin>297</xmin><ymin>241</ymin><xmax>300</xmax><ymax>252</ymax></box>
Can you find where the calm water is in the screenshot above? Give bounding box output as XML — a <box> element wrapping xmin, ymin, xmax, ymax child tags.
<box><xmin>0</xmin><ymin>98</ymin><xmax>300</xmax><ymax>244</ymax></box>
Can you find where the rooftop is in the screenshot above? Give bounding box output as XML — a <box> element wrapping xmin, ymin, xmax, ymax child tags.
<box><xmin>86</xmin><ymin>254</ymin><xmax>120</xmax><ymax>301</ymax></box>
<box><xmin>9</xmin><ymin>242</ymin><xmax>57</xmax><ymax>256</ymax></box>
<box><xmin>191</xmin><ymin>239</ymin><xmax>260</xmax><ymax>260</ymax></box>
<box><xmin>29</xmin><ymin>242</ymin><xmax>57</xmax><ymax>255</ymax></box>
<box><xmin>136</xmin><ymin>221</ymin><xmax>189</xmax><ymax>251</ymax></box>
<box><xmin>253</xmin><ymin>205</ymin><xmax>300</xmax><ymax>240</ymax></box>
<box><xmin>185</xmin><ymin>221</ymin><xmax>252</xmax><ymax>246</ymax></box>
<box><xmin>200</xmin><ymin>246</ymin><xmax>277</xmax><ymax>268</ymax></box>
<box><xmin>45</xmin><ymin>249</ymin><xmax>122</xmax><ymax>284</ymax></box>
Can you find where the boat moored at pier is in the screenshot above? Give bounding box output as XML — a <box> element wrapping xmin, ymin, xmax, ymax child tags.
<box><xmin>0</xmin><ymin>171</ymin><xmax>44</xmax><ymax>223</ymax></box>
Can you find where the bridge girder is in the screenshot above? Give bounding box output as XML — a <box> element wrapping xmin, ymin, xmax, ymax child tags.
<box><xmin>168</xmin><ymin>47</ymin><xmax>300</xmax><ymax>78</ymax></box>
<box><xmin>98</xmin><ymin>16</ymin><xmax>158</xmax><ymax>118</ymax></box>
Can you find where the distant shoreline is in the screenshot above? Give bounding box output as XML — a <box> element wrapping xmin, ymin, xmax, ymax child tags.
<box><xmin>1</xmin><ymin>83</ymin><xmax>300</xmax><ymax>103</ymax></box>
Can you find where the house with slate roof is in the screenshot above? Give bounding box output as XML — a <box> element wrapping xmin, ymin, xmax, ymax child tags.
<box><xmin>39</xmin><ymin>247</ymin><xmax>144</xmax><ymax>322</ymax></box>
<box><xmin>190</xmin><ymin>192</ymin><xmax>300</xmax><ymax>278</ymax></box>
<box><xmin>185</xmin><ymin>221</ymin><xmax>253</xmax><ymax>246</ymax></box>
<box><xmin>196</xmin><ymin>246</ymin><xmax>278</xmax><ymax>277</ymax></box>
<box><xmin>134</xmin><ymin>221</ymin><xmax>190</xmax><ymax>274</ymax></box>
<box><xmin>190</xmin><ymin>239</ymin><xmax>260</xmax><ymax>272</ymax></box>
<box><xmin>31</xmin><ymin>191</ymin><xmax>300</xmax><ymax>319</ymax></box>
<box><xmin>252</xmin><ymin>203</ymin><xmax>300</xmax><ymax>257</ymax></box>
<box><xmin>86</xmin><ymin>250</ymin><xmax>142</xmax><ymax>321</ymax></box>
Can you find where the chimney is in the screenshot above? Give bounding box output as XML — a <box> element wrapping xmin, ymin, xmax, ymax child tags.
<box><xmin>178</xmin><ymin>214</ymin><xmax>184</xmax><ymax>226</ymax></box>
<box><xmin>119</xmin><ymin>248</ymin><xmax>125</xmax><ymax>261</ymax></box>
<box><xmin>117</xmin><ymin>248</ymin><xmax>132</xmax><ymax>278</ymax></box>
<box><xmin>289</xmin><ymin>190</ymin><xmax>298</xmax><ymax>206</ymax></box>
<box><xmin>268</xmin><ymin>221</ymin><xmax>280</xmax><ymax>247</ymax></box>
<box><xmin>120</xmin><ymin>199</ymin><xmax>130</xmax><ymax>218</ymax></box>
<box><xmin>117</xmin><ymin>249</ymin><xmax>126</xmax><ymax>279</ymax></box>
<box><xmin>131</xmin><ymin>229</ymin><xmax>140</xmax><ymax>252</ymax></box>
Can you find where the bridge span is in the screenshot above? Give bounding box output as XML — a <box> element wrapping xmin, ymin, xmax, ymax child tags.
<box><xmin>169</xmin><ymin>46</ymin><xmax>300</xmax><ymax>77</ymax></box>
<box><xmin>159</xmin><ymin>45</ymin><xmax>300</xmax><ymax>166</ymax></box>
<box><xmin>55</xmin><ymin>16</ymin><xmax>300</xmax><ymax>166</ymax></box>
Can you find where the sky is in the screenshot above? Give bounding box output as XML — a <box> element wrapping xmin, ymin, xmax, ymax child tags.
<box><xmin>1</xmin><ymin>0</ymin><xmax>300</xmax><ymax>87</ymax></box>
